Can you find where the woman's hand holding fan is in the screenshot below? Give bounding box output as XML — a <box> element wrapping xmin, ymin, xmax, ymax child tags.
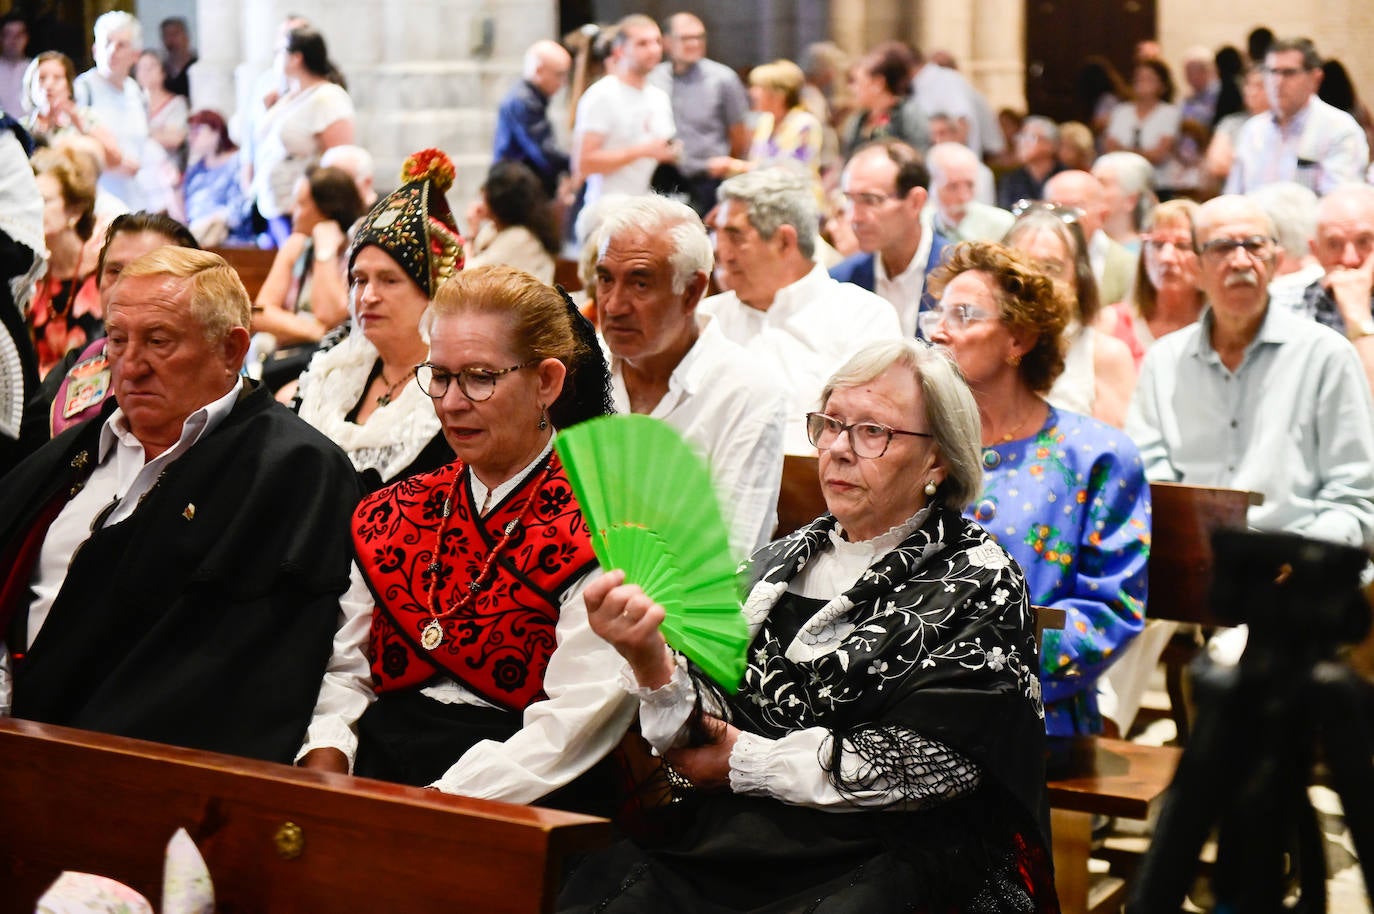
<box><xmin>583</xmin><ymin>569</ymin><xmax>676</xmax><ymax>689</ymax></box>
<box><xmin>556</xmin><ymin>415</ymin><xmax>750</xmax><ymax>689</ymax></box>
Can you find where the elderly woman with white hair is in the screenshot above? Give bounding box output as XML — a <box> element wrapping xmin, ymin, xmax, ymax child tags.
<box><xmin>1091</xmin><ymin>150</ymin><xmax>1157</xmax><ymax>251</ymax></box>
<box><xmin>73</xmin><ymin>11</ymin><xmax>149</xmax><ymax>210</ymax></box>
<box><xmin>562</xmin><ymin>340</ymin><xmax>1054</xmax><ymax>913</ymax></box>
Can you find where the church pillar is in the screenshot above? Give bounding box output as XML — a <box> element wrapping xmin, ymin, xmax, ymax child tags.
<box><xmin>193</xmin><ymin>0</ymin><xmax>558</xmax><ymax>212</ymax></box>
<box><xmin>969</xmin><ymin>0</ymin><xmax>1025</xmax><ymax>113</ymax></box>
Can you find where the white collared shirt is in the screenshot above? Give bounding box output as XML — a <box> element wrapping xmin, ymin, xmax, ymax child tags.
<box><xmin>1127</xmin><ymin>305</ymin><xmax>1374</xmax><ymax>546</ymax></box>
<box><xmin>610</xmin><ymin>314</ymin><xmax>789</xmax><ymax>556</ymax></box>
<box><xmin>699</xmin><ymin>264</ymin><xmax>902</xmax><ymax>453</ymax></box>
<box><xmin>1225</xmin><ymin>95</ymin><xmax>1370</xmax><ymax>195</ymax></box>
<box><xmin>874</xmin><ymin>229</ymin><xmax>933</xmax><ymax>337</ymax></box>
<box><xmin>23</xmin><ymin>380</ymin><xmax>243</xmax><ymax>646</ymax></box>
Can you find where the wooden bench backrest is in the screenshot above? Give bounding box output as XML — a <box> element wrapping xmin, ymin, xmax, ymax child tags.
<box><xmin>777</xmin><ymin>469</ymin><xmax>1259</xmax><ymax>625</ymax></box>
<box><xmin>554</xmin><ymin>257</ymin><xmax>582</xmax><ymax>293</ymax></box>
<box><xmin>0</xmin><ymin>719</ymin><xmax>609</xmax><ymax>914</ymax></box>
<box><xmin>210</xmin><ymin>247</ymin><xmax>277</xmax><ymax>303</ymax></box>
<box><xmin>1146</xmin><ymin>481</ymin><xmax>1260</xmax><ymax>627</ymax></box>
<box><xmin>777</xmin><ymin>454</ymin><xmax>825</xmax><ymax>537</ymax></box>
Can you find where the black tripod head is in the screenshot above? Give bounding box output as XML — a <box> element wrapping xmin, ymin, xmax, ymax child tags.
<box><xmin>1210</xmin><ymin>530</ymin><xmax>1370</xmax><ymax>665</ymax></box>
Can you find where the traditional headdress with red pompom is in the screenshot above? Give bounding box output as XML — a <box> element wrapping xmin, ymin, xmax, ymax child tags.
<box><xmin>348</xmin><ymin>147</ymin><xmax>466</xmax><ymax>298</ymax></box>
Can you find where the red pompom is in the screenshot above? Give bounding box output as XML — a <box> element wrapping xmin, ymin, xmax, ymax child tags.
<box><xmin>401</xmin><ymin>148</ymin><xmax>456</xmax><ymax>194</ymax></box>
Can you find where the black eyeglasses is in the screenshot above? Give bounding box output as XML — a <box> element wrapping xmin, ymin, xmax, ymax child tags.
<box><xmin>805</xmin><ymin>412</ymin><xmax>932</xmax><ymax>459</ymax></box>
<box><xmin>1010</xmin><ymin>199</ymin><xmax>1083</xmax><ymax>223</ymax></box>
<box><xmin>414</xmin><ymin>360</ymin><xmax>538</xmax><ymax>401</ymax></box>
<box><xmin>1198</xmin><ymin>235</ymin><xmax>1275</xmax><ymax>261</ymax></box>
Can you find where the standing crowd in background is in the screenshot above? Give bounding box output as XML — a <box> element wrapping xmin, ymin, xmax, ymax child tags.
<box><xmin>1</xmin><ymin>9</ymin><xmax>1373</xmax><ymax>913</ymax></box>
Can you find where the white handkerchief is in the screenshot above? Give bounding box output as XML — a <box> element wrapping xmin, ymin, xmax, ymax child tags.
<box><xmin>160</xmin><ymin>828</ymin><xmax>214</xmax><ymax>914</ymax></box>
<box><xmin>35</xmin><ymin>872</ymin><xmax>154</xmax><ymax>914</ymax></box>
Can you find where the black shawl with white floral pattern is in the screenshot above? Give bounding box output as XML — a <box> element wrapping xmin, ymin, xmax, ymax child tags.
<box><xmin>729</xmin><ymin>503</ymin><xmax>1050</xmax><ymax>843</ymax></box>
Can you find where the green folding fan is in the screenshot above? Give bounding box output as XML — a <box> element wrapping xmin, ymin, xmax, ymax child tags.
<box><xmin>555</xmin><ymin>414</ymin><xmax>749</xmax><ymax>689</ymax></box>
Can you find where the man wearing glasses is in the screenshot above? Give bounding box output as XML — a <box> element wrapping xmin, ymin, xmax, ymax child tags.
<box><xmin>829</xmin><ymin>139</ymin><xmax>949</xmax><ymax>336</ymax></box>
<box><xmin>648</xmin><ymin>12</ymin><xmax>750</xmax><ymax>216</ymax></box>
<box><xmin>1127</xmin><ymin>195</ymin><xmax>1374</xmax><ymax>549</ymax></box>
<box><xmin>1224</xmin><ymin>37</ymin><xmax>1369</xmax><ymax>195</ymax></box>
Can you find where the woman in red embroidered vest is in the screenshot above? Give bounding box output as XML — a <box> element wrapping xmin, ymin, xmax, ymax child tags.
<box><xmin>300</xmin><ymin>264</ymin><xmax>630</xmax><ymax>813</ymax></box>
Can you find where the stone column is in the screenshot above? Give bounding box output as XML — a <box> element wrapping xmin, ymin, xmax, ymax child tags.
<box><xmin>969</xmin><ymin>0</ymin><xmax>1025</xmax><ymax>113</ymax></box>
<box><xmin>188</xmin><ymin>0</ymin><xmax>242</xmax><ymax>118</ymax></box>
<box><xmin>196</xmin><ymin>0</ymin><xmax>558</xmax><ymax>213</ymax></box>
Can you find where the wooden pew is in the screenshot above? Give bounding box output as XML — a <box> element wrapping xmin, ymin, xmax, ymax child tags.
<box><xmin>554</xmin><ymin>256</ymin><xmax>583</xmax><ymax>293</ymax></box>
<box><xmin>1048</xmin><ymin>737</ymin><xmax>1182</xmax><ymax>914</ymax></box>
<box><xmin>0</xmin><ymin>719</ymin><xmax>610</xmax><ymax>913</ymax></box>
<box><xmin>1145</xmin><ymin>482</ymin><xmax>1262</xmax><ymax>740</ymax></box>
<box><xmin>210</xmin><ymin>246</ymin><xmax>277</xmax><ymax>303</ymax></box>
<box><xmin>1146</xmin><ymin>481</ymin><xmax>1262</xmax><ymax>628</ymax></box>
<box><xmin>776</xmin><ymin>454</ymin><xmax>825</xmax><ymax>537</ymax></box>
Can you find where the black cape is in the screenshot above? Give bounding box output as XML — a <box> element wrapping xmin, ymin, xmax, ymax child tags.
<box><xmin>0</xmin><ymin>383</ymin><xmax>362</xmax><ymax>763</ymax></box>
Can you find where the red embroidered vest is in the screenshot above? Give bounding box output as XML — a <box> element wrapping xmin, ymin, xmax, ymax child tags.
<box><xmin>352</xmin><ymin>454</ymin><xmax>597</xmax><ymax>711</ymax></box>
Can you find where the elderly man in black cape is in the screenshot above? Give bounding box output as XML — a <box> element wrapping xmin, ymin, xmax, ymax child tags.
<box><xmin>0</xmin><ymin>247</ymin><xmax>361</xmax><ymax>764</ymax></box>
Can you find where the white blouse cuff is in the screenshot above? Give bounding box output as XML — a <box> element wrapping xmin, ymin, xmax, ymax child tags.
<box><xmin>727</xmin><ymin>729</ymin><xmax>787</xmax><ymax>797</ymax></box>
<box><xmin>621</xmin><ymin>652</ymin><xmax>695</xmax><ymax>753</ymax></box>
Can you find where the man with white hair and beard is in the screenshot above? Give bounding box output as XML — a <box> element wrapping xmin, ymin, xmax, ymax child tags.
<box><xmin>924</xmin><ymin>142</ymin><xmax>1012</xmax><ymax>243</ymax></box>
<box><xmin>1127</xmin><ymin>194</ymin><xmax>1374</xmax><ymax>548</ymax></box>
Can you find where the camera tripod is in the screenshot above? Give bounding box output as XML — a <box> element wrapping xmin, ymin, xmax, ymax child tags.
<box><xmin>1127</xmin><ymin>531</ymin><xmax>1374</xmax><ymax>914</ymax></box>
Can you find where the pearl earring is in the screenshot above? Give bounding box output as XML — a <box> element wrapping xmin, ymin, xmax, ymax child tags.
<box><xmin>924</xmin><ymin>480</ymin><xmax>938</xmax><ymax>497</ymax></box>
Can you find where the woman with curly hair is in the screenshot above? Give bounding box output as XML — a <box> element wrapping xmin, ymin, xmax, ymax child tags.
<box><xmin>924</xmin><ymin>240</ymin><xmax>1150</xmax><ymax>738</ymax></box>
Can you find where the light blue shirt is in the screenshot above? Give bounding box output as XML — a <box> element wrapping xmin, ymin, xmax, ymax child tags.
<box><xmin>1126</xmin><ymin>304</ymin><xmax>1374</xmax><ymax>547</ymax></box>
<box><xmin>1224</xmin><ymin>95</ymin><xmax>1370</xmax><ymax>195</ymax></box>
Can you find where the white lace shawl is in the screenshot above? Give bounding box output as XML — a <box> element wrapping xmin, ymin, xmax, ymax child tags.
<box><xmin>295</xmin><ymin>335</ymin><xmax>442</xmax><ymax>483</ymax></box>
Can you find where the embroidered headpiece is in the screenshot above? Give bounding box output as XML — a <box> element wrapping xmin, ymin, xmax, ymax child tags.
<box><xmin>348</xmin><ymin>148</ymin><xmax>465</xmax><ymax>297</ymax></box>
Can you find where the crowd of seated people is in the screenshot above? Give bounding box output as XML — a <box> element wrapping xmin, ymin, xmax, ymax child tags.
<box><xmin>2</xmin><ymin>10</ymin><xmax>1374</xmax><ymax>913</ymax></box>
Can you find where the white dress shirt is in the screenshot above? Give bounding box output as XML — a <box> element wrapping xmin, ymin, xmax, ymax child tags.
<box><xmin>611</xmin><ymin>314</ymin><xmax>788</xmax><ymax>557</ymax></box>
<box><xmin>874</xmin><ymin>229</ymin><xmax>934</xmax><ymax>337</ymax></box>
<box><xmin>1225</xmin><ymin>96</ymin><xmax>1370</xmax><ymax>195</ymax></box>
<box><xmin>699</xmin><ymin>265</ymin><xmax>903</xmax><ymax>454</ymax></box>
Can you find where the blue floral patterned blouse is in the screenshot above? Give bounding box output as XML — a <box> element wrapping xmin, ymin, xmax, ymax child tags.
<box><xmin>965</xmin><ymin>406</ymin><xmax>1151</xmax><ymax>736</ymax></box>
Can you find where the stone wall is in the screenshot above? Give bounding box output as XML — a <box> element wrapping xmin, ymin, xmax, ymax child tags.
<box><xmin>192</xmin><ymin>0</ymin><xmax>556</xmax><ymax>214</ymax></box>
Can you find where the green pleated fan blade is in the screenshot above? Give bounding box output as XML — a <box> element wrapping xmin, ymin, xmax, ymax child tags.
<box><xmin>555</xmin><ymin>415</ymin><xmax>749</xmax><ymax>689</ymax></box>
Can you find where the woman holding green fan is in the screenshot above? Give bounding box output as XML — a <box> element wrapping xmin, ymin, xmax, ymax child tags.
<box><xmin>561</xmin><ymin>340</ymin><xmax>1055</xmax><ymax>913</ymax></box>
<box><xmin>300</xmin><ymin>265</ymin><xmax>635</xmax><ymax>813</ymax></box>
